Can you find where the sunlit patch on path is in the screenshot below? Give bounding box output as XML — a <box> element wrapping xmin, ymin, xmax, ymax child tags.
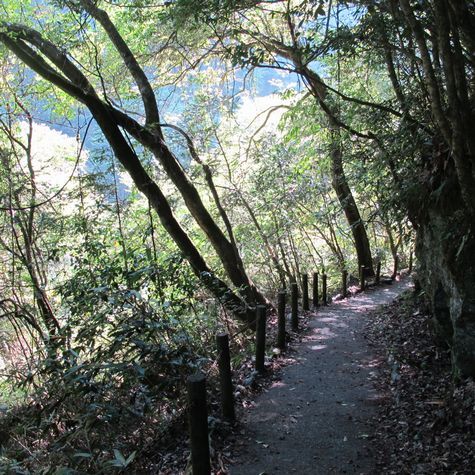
<box><xmin>230</xmin><ymin>279</ymin><xmax>412</xmax><ymax>475</ymax></box>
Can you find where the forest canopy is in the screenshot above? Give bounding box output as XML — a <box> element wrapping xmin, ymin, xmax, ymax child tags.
<box><xmin>0</xmin><ymin>0</ymin><xmax>474</xmax><ymax>472</ymax></box>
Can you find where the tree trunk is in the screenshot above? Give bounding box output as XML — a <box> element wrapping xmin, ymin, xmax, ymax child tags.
<box><xmin>73</xmin><ymin>1</ymin><xmax>268</xmax><ymax>307</ymax></box>
<box><xmin>244</xmin><ymin>38</ymin><xmax>375</xmax><ymax>278</ymax></box>
<box><xmin>236</xmin><ymin>188</ymin><xmax>291</xmax><ymax>288</ymax></box>
<box><xmin>330</xmin><ymin>130</ymin><xmax>374</xmax><ymax>275</ymax></box>
<box><xmin>148</xmin><ymin>141</ymin><xmax>267</xmax><ymax>306</ymax></box>
<box><xmin>0</xmin><ymin>24</ymin><xmax>261</xmax><ymax>318</ymax></box>
<box><xmin>87</xmin><ymin>101</ymin><xmax>249</xmax><ymax>319</ymax></box>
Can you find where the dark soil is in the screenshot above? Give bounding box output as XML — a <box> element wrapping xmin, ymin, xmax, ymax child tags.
<box><xmin>366</xmin><ymin>289</ymin><xmax>475</xmax><ymax>474</ymax></box>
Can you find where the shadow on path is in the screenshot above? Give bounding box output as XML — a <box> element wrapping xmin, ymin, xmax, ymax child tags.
<box><xmin>230</xmin><ymin>279</ymin><xmax>412</xmax><ymax>475</ymax></box>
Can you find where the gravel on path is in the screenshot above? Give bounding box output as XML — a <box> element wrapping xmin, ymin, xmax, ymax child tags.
<box><xmin>230</xmin><ymin>278</ymin><xmax>412</xmax><ymax>475</ymax></box>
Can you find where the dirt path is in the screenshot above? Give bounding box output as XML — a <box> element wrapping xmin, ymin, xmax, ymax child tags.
<box><xmin>230</xmin><ymin>278</ymin><xmax>412</xmax><ymax>475</ymax></box>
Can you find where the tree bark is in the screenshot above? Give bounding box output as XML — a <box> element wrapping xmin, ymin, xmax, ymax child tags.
<box><xmin>248</xmin><ymin>34</ymin><xmax>375</xmax><ymax>275</ymax></box>
<box><xmin>330</xmin><ymin>130</ymin><xmax>375</xmax><ymax>275</ymax></box>
<box><xmin>73</xmin><ymin>2</ymin><xmax>268</xmax><ymax>306</ymax></box>
<box><xmin>0</xmin><ymin>26</ymin><xmax>249</xmax><ymax>319</ymax></box>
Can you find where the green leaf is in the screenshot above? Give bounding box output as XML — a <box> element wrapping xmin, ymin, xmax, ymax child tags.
<box><xmin>113</xmin><ymin>449</ymin><xmax>126</xmax><ymax>466</ymax></box>
<box><xmin>73</xmin><ymin>452</ymin><xmax>93</xmax><ymax>458</ymax></box>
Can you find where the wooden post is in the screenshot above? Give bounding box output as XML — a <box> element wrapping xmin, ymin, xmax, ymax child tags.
<box><xmin>255</xmin><ymin>305</ymin><xmax>267</xmax><ymax>373</ymax></box>
<box><xmin>375</xmin><ymin>261</ymin><xmax>381</xmax><ymax>285</ymax></box>
<box><xmin>302</xmin><ymin>273</ymin><xmax>309</xmax><ymax>311</ymax></box>
<box><xmin>291</xmin><ymin>282</ymin><xmax>299</xmax><ymax>331</ymax></box>
<box><xmin>392</xmin><ymin>255</ymin><xmax>399</xmax><ymax>279</ymax></box>
<box><xmin>216</xmin><ymin>333</ymin><xmax>235</xmax><ymax>421</ymax></box>
<box><xmin>414</xmin><ymin>278</ymin><xmax>421</xmax><ymax>293</ymax></box>
<box><xmin>360</xmin><ymin>265</ymin><xmax>366</xmax><ymax>291</ymax></box>
<box><xmin>277</xmin><ymin>291</ymin><xmax>286</xmax><ymax>350</ymax></box>
<box><xmin>187</xmin><ymin>372</ymin><xmax>211</xmax><ymax>475</ymax></box>
<box><xmin>246</xmin><ymin>305</ymin><xmax>256</xmax><ymax>331</ymax></box>
<box><xmin>322</xmin><ymin>273</ymin><xmax>327</xmax><ymax>305</ymax></box>
<box><xmin>342</xmin><ymin>270</ymin><xmax>348</xmax><ymax>298</ymax></box>
<box><xmin>312</xmin><ymin>272</ymin><xmax>319</xmax><ymax>307</ymax></box>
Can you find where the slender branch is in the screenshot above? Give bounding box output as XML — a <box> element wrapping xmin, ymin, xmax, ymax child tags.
<box><xmin>160</xmin><ymin>122</ymin><xmax>241</xmax><ymax>255</ymax></box>
<box><xmin>77</xmin><ymin>0</ymin><xmax>162</xmax><ymax>133</ymax></box>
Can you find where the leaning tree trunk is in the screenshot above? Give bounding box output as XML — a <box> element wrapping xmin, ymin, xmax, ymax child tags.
<box><xmin>330</xmin><ymin>130</ymin><xmax>375</xmax><ymax>276</ymax></box>
<box><xmin>87</xmin><ymin>102</ymin><xmax>249</xmax><ymax>319</ymax></box>
<box><xmin>260</xmin><ymin>42</ymin><xmax>375</xmax><ymax>277</ymax></box>
<box><xmin>0</xmin><ymin>22</ymin><xmax>270</xmax><ymax>318</ymax></box>
<box><xmin>75</xmin><ymin>0</ymin><xmax>268</xmax><ymax>308</ymax></box>
<box><xmin>0</xmin><ymin>27</ymin><xmax>250</xmax><ymax>320</ymax></box>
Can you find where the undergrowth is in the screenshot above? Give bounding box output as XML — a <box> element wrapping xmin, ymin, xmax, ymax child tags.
<box><xmin>0</xmin><ymin>255</ymin><xmax>254</xmax><ymax>474</ymax></box>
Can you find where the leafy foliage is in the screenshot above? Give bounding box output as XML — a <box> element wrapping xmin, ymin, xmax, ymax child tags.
<box><xmin>7</xmin><ymin>0</ymin><xmax>470</xmax><ymax>471</ymax></box>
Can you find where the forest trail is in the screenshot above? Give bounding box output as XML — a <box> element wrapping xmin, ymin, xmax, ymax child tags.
<box><xmin>230</xmin><ymin>278</ymin><xmax>412</xmax><ymax>475</ymax></box>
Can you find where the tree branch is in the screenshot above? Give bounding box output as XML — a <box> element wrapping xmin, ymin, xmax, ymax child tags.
<box><xmin>77</xmin><ymin>0</ymin><xmax>162</xmax><ymax>134</ymax></box>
